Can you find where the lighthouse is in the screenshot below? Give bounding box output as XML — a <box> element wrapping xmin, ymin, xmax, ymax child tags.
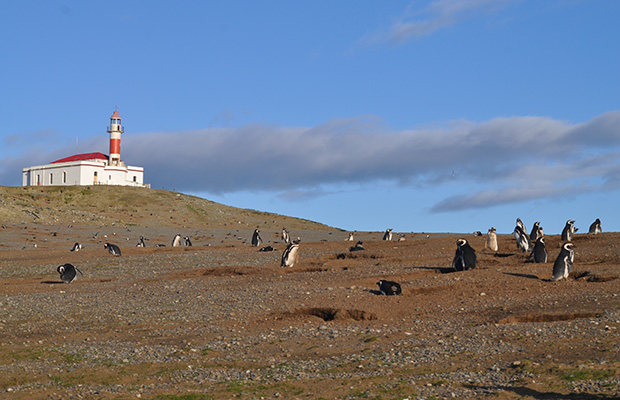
<box><xmin>22</xmin><ymin>109</ymin><xmax>147</xmax><ymax>187</ymax></box>
<box><xmin>107</xmin><ymin>109</ymin><xmax>124</xmax><ymax>166</ymax></box>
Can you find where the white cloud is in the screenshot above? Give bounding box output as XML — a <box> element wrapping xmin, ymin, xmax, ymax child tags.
<box><xmin>365</xmin><ymin>0</ymin><xmax>516</xmax><ymax>44</ymax></box>
<box><xmin>3</xmin><ymin>111</ymin><xmax>620</xmax><ymax>213</ymax></box>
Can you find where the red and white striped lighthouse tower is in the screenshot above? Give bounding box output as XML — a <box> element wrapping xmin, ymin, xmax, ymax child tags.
<box><xmin>107</xmin><ymin>108</ymin><xmax>124</xmax><ymax>166</ymax></box>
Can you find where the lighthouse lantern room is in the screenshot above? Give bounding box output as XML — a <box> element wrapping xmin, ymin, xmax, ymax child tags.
<box><xmin>22</xmin><ymin>109</ymin><xmax>148</xmax><ymax>188</ymax></box>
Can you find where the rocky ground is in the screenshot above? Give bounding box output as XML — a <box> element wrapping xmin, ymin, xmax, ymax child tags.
<box><xmin>0</xmin><ymin>223</ymin><xmax>619</xmax><ymax>400</ymax></box>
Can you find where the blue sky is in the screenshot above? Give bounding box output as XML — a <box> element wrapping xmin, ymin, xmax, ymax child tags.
<box><xmin>2</xmin><ymin>1</ymin><xmax>620</xmax><ymax>234</ymax></box>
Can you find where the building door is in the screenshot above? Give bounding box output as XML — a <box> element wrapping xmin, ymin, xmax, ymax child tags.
<box><xmin>94</xmin><ymin>171</ymin><xmax>98</xmax><ymax>184</ymax></box>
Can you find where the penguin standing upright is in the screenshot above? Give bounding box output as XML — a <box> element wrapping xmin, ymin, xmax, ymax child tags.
<box><xmin>383</xmin><ymin>229</ymin><xmax>393</xmax><ymax>241</ymax></box>
<box><xmin>57</xmin><ymin>263</ymin><xmax>83</xmax><ymax>283</ymax></box>
<box><xmin>281</xmin><ymin>228</ymin><xmax>290</xmax><ymax>244</ymax></box>
<box><xmin>530</xmin><ymin>222</ymin><xmax>544</xmax><ymax>242</ymax></box>
<box><xmin>452</xmin><ymin>238</ymin><xmax>477</xmax><ymax>271</ymax></box>
<box><xmin>561</xmin><ymin>220</ymin><xmax>577</xmax><ymax>241</ymax></box>
<box><xmin>551</xmin><ymin>242</ymin><xmax>575</xmax><ymax>281</ymax></box>
<box><xmin>172</xmin><ymin>234</ymin><xmax>182</xmax><ymax>247</ymax></box>
<box><xmin>184</xmin><ymin>236</ymin><xmax>192</xmax><ymax>246</ymax></box>
<box><xmin>513</xmin><ymin>224</ymin><xmax>531</xmax><ymax>252</ymax></box>
<box><xmin>251</xmin><ymin>229</ymin><xmax>262</xmax><ymax>247</ymax></box>
<box><xmin>588</xmin><ymin>218</ymin><xmax>602</xmax><ymax>234</ymax></box>
<box><xmin>532</xmin><ymin>237</ymin><xmax>548</xmax><ymax>263</ymax></box>
<box><xmin>281</xmin><ymin>238</ymin><xmax>300</xmax><ymax>267</ymax></box>
<box><xmin>347</xmin><ymin>232</ymin><xmax>354</xmax><ymax>241</ymax></box>
<box><xmin>516</xmin><ymin>218</ymin><xmax>527</xmax><ymax>235</ymax></box>
<box><xmin>136</xmin><ymin>236</ymin><xmax>146</xmax><ymax>247</ymax></box>
<box><xmin>485</xmin><ymin>227</ymin><xmax>498</xmax><ymax>252</ymax></box>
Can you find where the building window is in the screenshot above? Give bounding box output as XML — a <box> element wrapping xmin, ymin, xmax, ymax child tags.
<box><xmin>133</xmin><ymin>176</ymin><xmax>137</xmax><ymax>182</ymax></box>
<box><xmin>36</xmin><ymin>174</ymin><xmax>41</xmax><ymax>186</ymax></box>
<box><xmin>49</xmin><ymin>173</ymin><xmax>53</xmax><ymax>184</ymax></box>
<box><xmin>62</xmin><ymin>171</ymin><xmax>67</xmax><ymax>184</ymax></box>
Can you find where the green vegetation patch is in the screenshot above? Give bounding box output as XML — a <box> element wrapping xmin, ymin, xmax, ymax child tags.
<box><xmin>558</xmin><ymin>368</ymin><xmax>617</xmax><ymax>382</ymax></box>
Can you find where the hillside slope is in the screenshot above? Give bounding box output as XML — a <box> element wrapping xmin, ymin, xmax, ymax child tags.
<box><xmin>0</xmin><ymin>185</ymin><xmax>335</xmax><ymax>230</ymax></box>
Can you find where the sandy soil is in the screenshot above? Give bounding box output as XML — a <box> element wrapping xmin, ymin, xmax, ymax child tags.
<box><xmin>0</xmin><ymin>224</ymin><xmax>619</xmax><ymax>399</ymax></box>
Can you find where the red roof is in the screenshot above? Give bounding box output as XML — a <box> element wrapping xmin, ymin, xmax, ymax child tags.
<box><xmin>110</xmin><ymin>110</ymin><xmax>121</xmax><ymax>119</ymax></box>
<box><xmin>51</xmin><ymin>152</ymin><xmax>109</xmax><ymax>164</ymax></box>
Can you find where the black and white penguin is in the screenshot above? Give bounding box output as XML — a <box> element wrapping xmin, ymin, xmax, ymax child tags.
<box><xmin>184</xmin><ymin>236</ymin><xmax>192</xmax><ymax>246</ymax></box>
<box><xmin>281</xmin><ymin>238</ymin><xmax>300</xmax><ymax>268</ymax></box>
<box><xmin>136</xmin><ymin>236</ymin><xmax>146</xmax><ymax>247</ymax></box>
<box><xmin>70</xmin><ymin>242</ymin><xmax>82</xmax><ymax>252</ymax></box>
<box><xmin>172</xmin><ymin>234</ymin><xmax>182</xmax><ymax>247</ymax></box>
<box><xmin>513</xmin><ymin>224</ymin><xmax>531</xmax><ymax>253</ymax></box>
<box><xmin>251</xmin><ymin>229</ymin><xmax>262</xmax><ymax>247</ymax></box>
<box><xmin>529</xmin><ymin>222</ymin><xmax>544</xmax><ymax>242</ymax></box>
<box><xmin>347</xmin><ymin>232</ymin><xmax>354</xmax><ymax>242</ymax></box>
<box><xmin>281</xmin><ymin>228</ymin><xmax>290</xmax><ymax>244</ymax></box>
<box><xmin>485</xmin><ymin>227</ymin><xmax>498</xmax><ymax>252</ymax></box>
<box><xmin>588</xmin><ymin>218</ymin><xmax>602</xmax><ymax>235</ymax></box>
<box><xmin>561</xmin><ymin>220</ymin><xmax>577</xmax><ymax>241</ymax></box>
<box><xmin>532</xmin><ymin>237</ymin><xmax>548</xmax><ymax>263</ymax></box>
<box><xmin>516</xmin><ymin>218</ymin><xmax>527</xmax><ymax>235</ymax></box>
<box><xmin>57</xmin><ymin>263</ymin><xmax>83</xmax><ymax>283</ymax></box>
<box><xmin>103</xmin><ymin>243</ymin><xmax>121</xmax><ymax>256</ymax></box>
<box><xmin>377</xmin><ymin>280</ymin><xmax>402</xmax><ymax>296</ymax></box>
<box><xmin>551</xmin><ymin>242</ymin><xmax>575</xmax><ymax>281</ymax></box>
<box><xmin>349</xmin><ymin>241</ymin><xmax>365</xmax><ymax>252</ymax></box>
<box><xmin>383</xmin><ymin>228</ymin><xmax>393</xmax><ymax>241</ymax></box>
<box><xmin>258</xmin><ymin>245</ymin><xmax>276</xmax><ymax>252</ymax></box>
<box><xmin>452</xmin><ymin>238</ymin><xmax>477</xmax><ymax>271</ymax></box>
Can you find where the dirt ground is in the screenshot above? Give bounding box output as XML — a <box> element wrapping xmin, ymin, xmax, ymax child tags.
<box><xmin>0</xmin><ymin>224</ymin><xmax>619</xmax><ymax>399</ymax></box>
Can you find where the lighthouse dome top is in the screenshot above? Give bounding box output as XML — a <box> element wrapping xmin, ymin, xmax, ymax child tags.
<box><xmin>110</xmin><ymin>110</ymin><xmax>121</xmax><ymax>120</ymax></box>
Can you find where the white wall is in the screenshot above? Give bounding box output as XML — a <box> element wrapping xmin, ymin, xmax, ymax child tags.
<box><xmin>22</xmin><ymin>161</ymin><xmax>146</xmax><ymax>187</ymax></box>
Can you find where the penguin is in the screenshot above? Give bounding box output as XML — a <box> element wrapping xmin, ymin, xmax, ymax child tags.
<box><xmin>377</xmin><ymin>280</ymin><xmax>402</xmax><ymax>296</ymax></box>
<box><xmin>70</xmin><ymin>242</ymin><xmax>82</xmax><ymax>252</ymax></box>
<box><xmin>57</xmin><ymin>263</ymin><xmax>83</xmax><ymax>283</ymax></box>
<box><xmin>531</xmin><ymin>237</ymin><xmax>548</xmax><ymax>263</ymax></box>
<box><xmin>452</xmin><ymin>238</ymin><xmax>477</xmax><ymax>271</ymax></box>
<box><xmin>398</xmin><ymin>234</ymin><xmax>406</xmax><ymax>241</ymax></box>
<box><xmin>103</xmin><ymin>243</ymin><xmax>121</xmax><ymax>256</ymax></box>
<box><xmin>281</xmin><ymin>238</ymin><xmax>300</xmax><ymax>268</ymax></box>
<box><xmin>258</xmin><ymin>245</ymin><xmax>276</xmax><ymax>252</ymax></box>
<box><xmin>485</xmin><ymin>227</ymin><xmax>498</xmax><ymax>252</ymax></box>
<box><xmin>184</xmin><ymin>236</ymin><xmax>192</xmax><ymax>246</ymax></box>
<box><xmin>513</xmin><ymin>225</ymin><xmax>531</xmax><ymax>253</ymax></box>
<box><xmin>349</xmin><ymin>241</ymin><xmax>364</xmax><ymax>252</ymax></box>
<box><xmin>347</xmin><ymin>232</ymin><xmax>354</xmax><ymax>242</ymax></box>
<box><xmin>530</xmin><ymin>222</ymin><xmax>543</xmax><ymax>242</ymax></box>
<box><xmin>516</xmin><ymin>218</ymin><xmax>527</xmax><ymax>235</ymax></box>
<box><xmin>281</xmin><ymin>228</ymin><xmax>290</xmax><ymax>244</ymax></box>
<box><xmin>588</xmin><ymin>218</ymin><xmax>602</xmax><ymax>235</ymax></box>
<box><xmin>561</xmin><ymin>220</ymin><xmax>577</xmax><ymax>241</ymax></box>
<box><xmin>136</xmin><ymin>236</ymin><xmax>146</xmax><ymax>247</ymax></box>
<box><xmin>383</xmin><ymin>228</ymin><xmax>393</xmax><ymax>241</ymax></box>
<box><xmin>251</xmin><ymin>229</ymin><xmax>262</xmax><ymax>247</ymax></box>
<box><xmin>551</xmin><ymin>242</ymin><xmax>575</xmax><ymax>281</ymax></box>
<box><xmin>172</xmin><ymin>234</ymin><xmax>182</xmax><ymax>247</ymax></box>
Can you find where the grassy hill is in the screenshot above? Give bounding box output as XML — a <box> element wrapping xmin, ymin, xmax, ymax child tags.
<box><xmin>0</xmin><ymin>185</ymin><xmax>336</xmax><ymax>231</ymax></box>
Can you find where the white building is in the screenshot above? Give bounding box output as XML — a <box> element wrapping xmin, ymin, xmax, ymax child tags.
<box><xmin>22</xmin><ymin>110</ymin><xmax>148</xmax><ymax>188</ymax></box>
